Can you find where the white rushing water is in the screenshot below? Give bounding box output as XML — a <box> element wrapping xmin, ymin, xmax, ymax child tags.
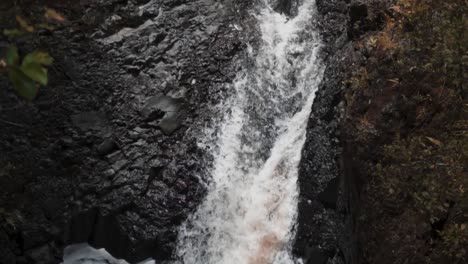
<box><xmin>63</xmin><ymin>244</ymin><xmax>155</xmax><ymax>264</ymax></box>
<box><xmin>176</xmin><ymin>0</ymin><xmax>323</xmax><ymax>263</ymax></box>
<box><xmin>63</xmin><ymin>0</ymin><xmax>323</xmax><ymax>263</ymax></box>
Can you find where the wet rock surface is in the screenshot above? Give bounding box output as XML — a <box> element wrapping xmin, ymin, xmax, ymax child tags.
<box><xmin>271</xmin><ymin>0</ymin><xmax>301</xmax><ymax>16</ymax></box>
<box><xmin>294</xmin><ymin>0</ymin><xmax>362</xmax><ymax>264</ymax></box>
<box><xmin>141</xmin><ymin>95</ymin><xmax>186</xmax><ymax>135</ymax></box>
<box><xmin>0</xmin><ymin>0</ymin><xmax>367</xmax><ymax>263</ymax></box>
<box><xmin>0</xmin><ymin>0</ymin><xmax>255</xmax><ymax>262</ymax></box>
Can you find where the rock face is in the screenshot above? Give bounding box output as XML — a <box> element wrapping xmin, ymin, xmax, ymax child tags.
<box><xmin>0</xmin><ymin>0</ymin><xmax>255</xmax><ymax>263</ymax></box>
<box><xmin>293</xmin><ymin>0</ymin><xmax>362</xmax><ymax>264</ymax></box>
<box><xmin>141</xmin><ymin>95</ymin><xmax>186</xmax><ymax>135</ymax></box>
<box><xmin>0</xmin><ymin>0</ymin><xmax>366</xmax><ymax>263</ymax></box>
<box><xmin>271</xmin><ymin>0</ymin><xmax>301</xmax><ymax>16</ymax></box>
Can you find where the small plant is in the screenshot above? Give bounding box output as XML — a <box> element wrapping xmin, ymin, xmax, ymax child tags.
<box><xmin>0</xmin><ymin>8</ymin><xmax>65</xmax><ymax>100</ymax></box>
<box><xmin>1</xmin><ymin>46</ymin><xmax>53</xmax><ymax>100</ymax></box>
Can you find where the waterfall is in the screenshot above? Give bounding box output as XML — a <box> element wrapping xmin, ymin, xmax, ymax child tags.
<box><xmin>175</xmin><ymin>0</ymin><xmax>323</xmax><ymax>263</ymax></box>
<box><xmin>63</xmin><ymin>0</ymin><xmax>323</xmax><ymax>263</ymax></box>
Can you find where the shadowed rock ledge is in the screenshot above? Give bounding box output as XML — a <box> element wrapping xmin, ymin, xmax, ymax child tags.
<box><xmin>294</xmin><ymin>0</ymin><xmax>359</xmax><ymax>263</ymax></box>
<box><xmin>0</xmin><ymin>0</ymin><xmax>255</xmax><ymax>262</ymax></box>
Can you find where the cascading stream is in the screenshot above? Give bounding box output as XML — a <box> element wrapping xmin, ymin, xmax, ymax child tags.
<box><xmin>176</xmin><ymin>0</ymin><xmax>323</xmax><ymax>263</ymax></box>
<box><xmin>62</xmin><ymin>0</ymin><xmax>323</xmax><ymax>263</ymax></box>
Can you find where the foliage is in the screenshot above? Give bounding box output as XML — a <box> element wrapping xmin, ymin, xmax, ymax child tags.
<box><xmin>372</xmin><ymin>131</ymin><xmax>467</xmax><ymax>220</ymax></box>
<box><xmin>440</xmin><ymin>223</ymin><xmax>468</xmax><ymax>260</ymax></box>
<box><xmin>397</xmin><ymin>0</ymin><xmax>467</xmax><ymax>92</ymax></box>
<box><xmin>344</xmin><ymin>0</ymin><xmax>467</xmax><ymax>263</ymax></box>
<box><xmin>0</xmin><ymin>8</ymin><xmax>65</xmax><ymax>100</ymax></box>
<box><xmin>2</xmin><ymin>46</ymin><xmax>53</xmax><ymax>100</ymax></box>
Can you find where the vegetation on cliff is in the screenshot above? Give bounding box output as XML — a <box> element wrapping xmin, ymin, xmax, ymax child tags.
<box><xmin>344</xmin><ymin>0</ymin><xmax>467</xmax><ymax>263</ymax></box>
<box><xmin>0</xmin><ymin>8</ymin><xmax>65</xmax><ymax>100</ymax></box>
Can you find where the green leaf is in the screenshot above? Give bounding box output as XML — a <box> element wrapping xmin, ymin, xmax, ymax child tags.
<box><xmin>20</xmin><ymin>62</ymin><xmax>48</xmax><ymax>86</ymax></box>
<box><xmin>8</xmin><ymin>68</ymin><xmax>38</xmax><ymax>100</ymax></box>
<box><xmin>22</xmin><ymin>51</ymin><xmax>53</xmax><ymax>66</ymax></box>
<box><xmin>6</xmin><ymin>46</ymin><xmax>19</xmax><ymax>66</ymax></box>
<box><xmin>20</xmin><ymin>51</ymin><xmax>53</xmax><ymax>86</ymax></box>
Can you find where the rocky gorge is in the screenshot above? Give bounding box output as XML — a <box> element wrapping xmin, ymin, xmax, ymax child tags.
<box><xmin>1</xmin><ymin>0</ymin><xmax>253</xmax><ymax>262</ymax></box>
<box><xmin>1</xmin><ymin>0</ymin><xmax>466</xmax><ymax>263</ymax></box>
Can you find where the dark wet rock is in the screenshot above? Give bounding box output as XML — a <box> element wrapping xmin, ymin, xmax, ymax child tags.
<box><xmin>61</xmin><ymin>137</ymin><xmax>75</xmax><ymax>148</ymax></box>
<box><xmin>294</xmin><ymin>0</ymin><xmax>361</xmax><ymax>264</ymax></box>
<box><xmin>103</xmin><ymin>169</ymin><xmax>116</xmax><ymax>178</ymax></box>
<box><xmin>71</xmin><ymin>111</ymin><xmax>109</xmax><ymax>132</ymax></box>
<box><xmin>96</xmin><ymin>138</ymin><xmax>118</xmax><ymax>156</ymax></box>
<box><xmin>0</xmin><ymin>0</ymin><xmax>361</xmax><ymax>263</ymax></box>
<box><xmin>3</xmin><ymin>0</ymin><xmax>253</xmax><ymax>262</ymax></box>
<box><xmin>65</xmin><ymin>209</ymin><xmax>136</xmax><ymax>261</ymax></box>
<box><xmin>142</xmin><ymin>95</ymin><xmax>178</xmax><ymax>120</ymax></box>
<box><xmin>142</xmin><ymin>95</ymin><xmax>186</xmax><ymax>135</ymax></box>
<box><xmin>149</xmin><ymin>32</ymin><xmax>166</xmax><ymax>45</ymax></box>
<box><xmin>111</xmin><ymin>159</ymin><xmax>129</xmax><ymax>172</ymax></box>
<box><xmin>124</xmin><ymin>65</ymin><xmax>141</xmax><ymax>76</ymax></box>
<box><xmin>26</xmin><ymin>245</ymin><xmax>55</xmax><ymax>264</ymax></box>
<box><xmin>106</xmin><ymin>151</ymin><xmax>124</xmax><ymax>164</ymax></box>
<box><xmin>271</xmin><ymin>0</ymin><xmax>301</xmax><ymax>16</ymax></box>
<box><xmin>318</xmin><ymin>177</ymin><xmax>339</xmax><ymax>209</ymax></box>
<box><xmin>101</xmin><ymin>15</ymin><xmax>123</xmax><ymax>33</ymax></box>
<box><xmin>303</xmin><ymin>247</ymin><xmax>331</xmax><ymax>264</ymax></box>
